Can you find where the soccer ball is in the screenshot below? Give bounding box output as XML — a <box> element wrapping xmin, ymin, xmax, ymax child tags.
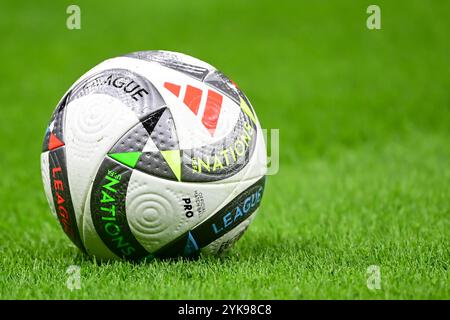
<box><xmin>40</xmin><ymin>50</ymin><xmax>267</xmax><ymax>260</ymax></box>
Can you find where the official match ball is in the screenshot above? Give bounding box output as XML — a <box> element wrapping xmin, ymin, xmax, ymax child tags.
<box><xmin>41</xmin><ymin>50</ymin><xmax>267</xmax><ymax>260</ymax></box>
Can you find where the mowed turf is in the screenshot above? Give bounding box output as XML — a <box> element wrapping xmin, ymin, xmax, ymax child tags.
<box><xmin>0</xmin><ymin>0</ymin><xmax>449</xmax><ymax>299</ymax></box>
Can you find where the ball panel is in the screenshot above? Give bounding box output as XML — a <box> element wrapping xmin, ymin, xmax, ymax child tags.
<box><xmin>40</xmin><ymin>151</ymin><xmax>57</xmax><ymax>220</ymax></box>
<box><xmin>204</xmin><ymin>70</ymin><xmax>241</xmax><ymax>104</ymax></box>
<box><xmin>153</xmin><ymin>176</ymin><xmax>265</xmax><ymax>258</ymax></box>
<box><xmin>124</xmin><ymin>50</ymin><xmax>214</xmax><ymax>81</ymax></box>
<box><xmin>81</xmin><ymin>186</ymin><xmax>118</xmax><ymax>260</ymax></box>
<box><xmin>208</xmin><ymin>114</ymin><xmax>267</xmax><ymax>185</ymax></box>
<box><xmin>46</xmin><ymin>146</ymin><xmax>85</xmax><ymax>252</ymax></box>
<box><xmin>42</xmin><ymin>93</ymin><xmax>69</xmax><ymax>152</ymax></box>
<box><xmin>64</xmin><ymin>93</ymin><xmax>140</xmax><ymax>234</ymax></box>
<box><xmin>68</xmin><ymin>68</ymin><xmax>166</xmax><ymax>120</ymax></box>
<box><xmin>201</xmin><ymin>213</ymin><xmax>256</xmax><ymax>255</ymax></box>
<box><xmin>89</xmin><ymin>157</ymin><xmax>151</xmax><ymax>260</ymax></box>
<box><xmin>180</xmin><ymin>110</ymin><xmax>258</xmax><ymax>182</ymax></box>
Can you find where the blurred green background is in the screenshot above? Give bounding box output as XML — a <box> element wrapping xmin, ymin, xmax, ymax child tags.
<box><xmin>0</xmin><ymin>0</ymin><xmax>448</xmax><ymax>299</ymax></box>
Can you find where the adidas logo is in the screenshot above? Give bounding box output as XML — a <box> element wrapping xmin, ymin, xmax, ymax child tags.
<box><xmin>163</xmin><ymin>82</ymin><xmax>223</xmax><ymax>136</ymax></box>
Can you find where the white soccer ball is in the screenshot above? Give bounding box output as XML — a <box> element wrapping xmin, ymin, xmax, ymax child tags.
<box><xmin>41</xmin><ymin>50</ymin><xmax>267</xmax><ymax>260</ymax></box>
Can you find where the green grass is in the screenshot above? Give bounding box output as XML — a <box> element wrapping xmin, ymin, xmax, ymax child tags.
<box><xmin>0</xmin><ymin>0</ymin><xmax>449</xmax><ymax>299</ymax></box>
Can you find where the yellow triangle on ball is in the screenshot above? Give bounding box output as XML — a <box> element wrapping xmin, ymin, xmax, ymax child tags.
<box><xmin>161</xmin><ymin>150</ymin><xmax>181</xmax><ymax>181</ymax></box>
